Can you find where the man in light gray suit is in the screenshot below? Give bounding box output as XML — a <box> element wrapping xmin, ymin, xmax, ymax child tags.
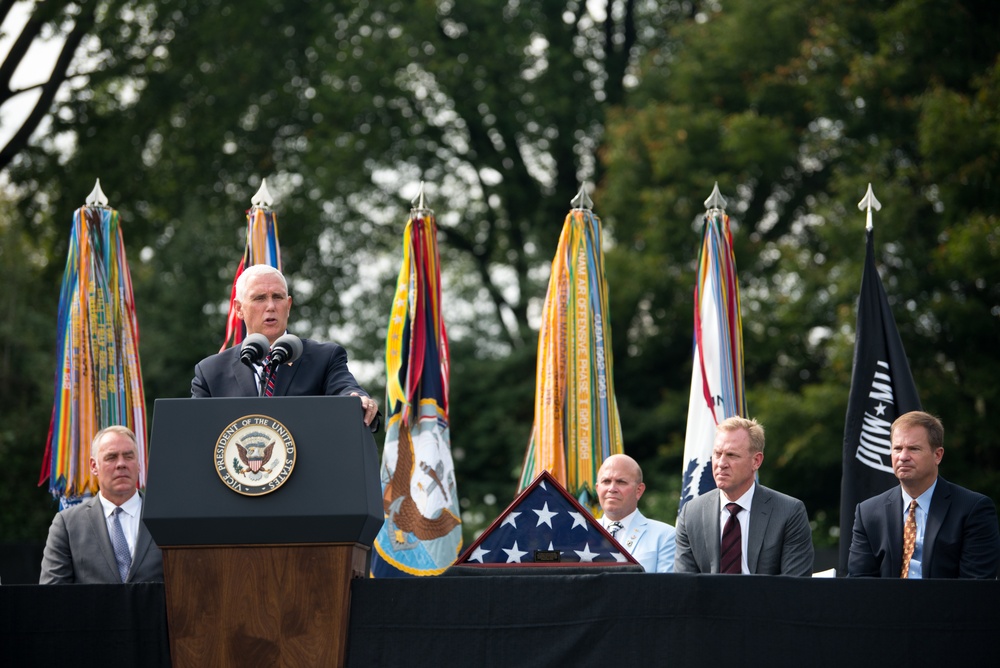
<box><xmin>597</xmin><ymin>454</ymin><xmax>676</xmax><ymax>573</ymax></box>
<box><xmin>40</xmin><ymin>426</ymin><xmax>163</xmax><ymax>584</ymax></box>
<box><xmin>674</xmin><ymin>417</ymin><xmax>813</xmax><ymax>575</ymax></box>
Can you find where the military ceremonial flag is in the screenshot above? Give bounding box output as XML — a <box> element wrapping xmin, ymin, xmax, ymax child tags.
<box><xmin>838</xmin><ymin>184</ymin><xmax>921</xmax><ymax>573</ymax></box>
<box><xmin>220</xmin><ymin>179</ymin><xmax>282</xmax><ymax>351</ymax></box>
<box><xmin>455</xmin><ymin>470</ymin><xmax>636</xmax><ymax>568</ymax></box>
<box><xmin>39</xmin><ymin>180</ymin><xmax>147</xmax><ymax>503</ymax></box>
<box><xmin>679</xmin><ymin>184</ymin><xmax>747</xmax><ymax>513</ymax></box>
<box><xmin>518</xmin><ymin>186</ymin><xmax>623</xmax><ymax>510</ymax></box>
<box><xmin>371</xmin><ymin>185</ymin><xmax>462</xmax><ymax>577</ymax></box>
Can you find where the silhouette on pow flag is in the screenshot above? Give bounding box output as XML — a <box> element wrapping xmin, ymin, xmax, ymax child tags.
<box><xmin>455</xmin><ymin>471</ymin><xmax>638</xmax><ymax>567</ymax></box>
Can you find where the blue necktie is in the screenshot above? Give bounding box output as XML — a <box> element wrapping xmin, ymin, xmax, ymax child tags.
<box><xmin>110</xmin><ymin>507</ymin><xmax>132</xmax><ymax>582</ymax></box>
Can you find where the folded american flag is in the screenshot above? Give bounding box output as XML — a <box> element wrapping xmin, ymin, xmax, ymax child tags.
<box><xmin>455</xmin><ymin>471</ymin><xmax>637</xmax><ymax>567</ymax></box>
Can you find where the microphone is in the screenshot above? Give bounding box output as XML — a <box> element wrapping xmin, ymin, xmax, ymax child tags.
<box><xmin>269</xmin><ymin>334</ymin><xmax>303</xmax><ymax>366</ymax></box>
<box><xmin>239</xmin><ymin>333</ymin><xmax>271</xmax><ymax>367</ymax></box>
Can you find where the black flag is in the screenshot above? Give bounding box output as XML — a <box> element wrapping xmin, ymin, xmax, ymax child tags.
<box><xmin>838</xmin><ymin>228</ymin><xmax>921</xmax><ymax>574</ymax></box>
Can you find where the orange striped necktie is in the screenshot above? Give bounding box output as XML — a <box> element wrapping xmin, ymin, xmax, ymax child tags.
<box><xmin>900</xmin><ymin>499</ymin><xmax>917</xmax><ymax>578</ymax></box>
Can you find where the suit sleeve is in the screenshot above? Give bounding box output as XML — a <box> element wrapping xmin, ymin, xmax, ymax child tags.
<box><xmin>779</xmin><ymin>499</ymin><xmax>815</xmax><ymax>576</ymax></box>
<box><xmin>673</xmin><ymin>505</ymin><xmax>698</xmax><ymax>573</ymax></box>
<box><xmin>847</xmin><ymin>502</ymin><xmax>879</xmax><ymax>577</ymax></box>
<box><xmin>39</xmin><ymin>512</ymin><xmax>74</xmax><ymax>584</ymax></box>
<box><xmin>659</xmin><ymin>525</ymin><xmax>677</xmax><ymax>573</ymax></box>
<box><xmin>958</xmin><ymin>495</ymin><xmax>1000</xmax><ymax>579</ymax></box>
<box><xmin>191</xmin><ymin>361</ymin><xmax>212</xmax><ymax>398</ymax></box>
<box><xmin>322</xmin><ymin>344</ymin><xmax>367</xmax><ymax>397</ymax></box>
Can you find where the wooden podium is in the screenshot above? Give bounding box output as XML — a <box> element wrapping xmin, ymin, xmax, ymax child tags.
<box><xmin>143</xmin><ymin>397</ymin><xmax>383</xmax><ymax>668</ymax></box>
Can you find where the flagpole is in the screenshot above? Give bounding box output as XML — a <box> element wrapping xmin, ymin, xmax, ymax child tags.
<box><xmin>838</xmin><ymin>183</ymin><xmax>921</xmax><ymax>573</ymax></box>
<box><xmin>679</xmin><ymin>182</ymin><xmax>746</xmax><ymax>512</ymax></box>
<box><xmin>372</xmin><ymin>181</ymin><xmax>462</xmax><ymax>577</ymax></box>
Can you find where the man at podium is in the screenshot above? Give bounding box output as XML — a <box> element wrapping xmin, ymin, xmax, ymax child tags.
<box><xmin>191</xmin><ymin>264</ymin><xmax>380</xmax><ymax>430</ymax></box>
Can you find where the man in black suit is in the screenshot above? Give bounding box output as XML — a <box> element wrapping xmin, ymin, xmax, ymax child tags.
<box><xmin>40</xmin><ymin>426</ymin><xmax>163</xmax><ymax>584</ymax></box>
<box><xmin>848</xmin><ymin>411</ymin><xmax>1000</xmax><ymax>579</ymax></box>
<box><xmin>191</xmin><ymin>264</ymin><xmax>379</xmax><ymax>429</ymax></box>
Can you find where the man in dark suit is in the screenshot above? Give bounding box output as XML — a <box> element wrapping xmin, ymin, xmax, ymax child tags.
<box><xmin>674</xmin><ymin>416</ymin><xmax>814</xmax><ymax>575</ymax></box>
<box><xmin>848</xmin><ymin>411</ymin><xmax>1000</xmax><ymax>579</ymax></box>
<box><xmin>191</xmin><ymin>264</ymin><xmax>379</xmax><ymax>429</ymax></box>
<box><xmin>40</xmin><ymin>426</ymin><xmax>163</xmax><ymax>584</ymax></box>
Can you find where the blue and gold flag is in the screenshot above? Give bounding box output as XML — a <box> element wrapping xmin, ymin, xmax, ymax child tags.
<box><xmin>371</xmin><ymin>193</ymin><xmax>461</xmax><ymax>577</ymax></box>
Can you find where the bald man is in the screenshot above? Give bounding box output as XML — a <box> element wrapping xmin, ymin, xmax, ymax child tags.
<box><xmin>596</xmin><ymin>454</ymin><xmax>676</xmax><ymax>573</ymax></box>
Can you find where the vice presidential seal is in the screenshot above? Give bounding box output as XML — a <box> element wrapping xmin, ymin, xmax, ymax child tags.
<box><xmin>215</xmin><ymin>415</ymin><xmax>296</xmax><ymax>495</ymax></box>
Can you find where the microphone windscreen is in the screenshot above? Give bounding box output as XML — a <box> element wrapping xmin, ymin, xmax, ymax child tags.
<box><xmin>270</xmin><ymin>334</ymin><xmax>303</xmax><ymax>365</ymax></box>
<box><xmin>239</xmin><ymin>333</ymin><xmax>271</xmax><ymax>365</ymax></box>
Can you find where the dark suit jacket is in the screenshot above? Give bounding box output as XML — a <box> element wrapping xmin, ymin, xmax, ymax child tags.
<box><xmin>191</xmin><ymin>338</ymin><xmax>368</xmax><ymax>399</ymax></box>
<box><xmin>848</xmin><ymin>477</ymin><xmax>1000</xmax><ymax>579</ymax></box>
<box><xmin>39</xmin><ymin>493</ymin><xmax>163</xmax><ymax>584</ymax></box>
<box><xmin>674</xmin><ymin>485</ymin><xmax>814</xmax><ymax>576</ymax></box>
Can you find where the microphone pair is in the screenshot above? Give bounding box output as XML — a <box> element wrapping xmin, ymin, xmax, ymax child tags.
<box><xmin>239</xmin><ymin>333</ymin><xmax>303</xmax><ymax>368</ymax></box>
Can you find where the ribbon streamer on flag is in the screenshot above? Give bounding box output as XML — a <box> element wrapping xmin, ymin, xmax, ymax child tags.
<box><xmin>679</xmin><ymin>183</ymin><xmax>747</xmax><ymax>513</ymax></box>
<box><xmin>39</xmin><ymin>180</ymin><xmax>148</xmax><ymax>503</ymax></box>
<box><xmin>518</xmin><ymin>185</ymin><xmax>623</xmax><ymax>510</ymax></box>
<box><xmin>371</xmin><ymin>184</ymin><xmax>462</xmax><ymax>577</ymax></box>
<box><xmin>220</xmin><ymin>179</ymin><xmax>282</xmax><ymax>351</ymax></box>
<box><xmin>838</xmin><ymin>183</ymin><xmax>921</xmax><ymax>573</ymax></box>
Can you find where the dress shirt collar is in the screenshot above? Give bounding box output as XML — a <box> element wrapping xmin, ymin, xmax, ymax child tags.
<box><xmin>719</xmin><ymin>482</ymin><xmax>756</xmax><ymax>515</ymax></box>
<box><xmin>605</xmin><ymin>509</ymin><xmax>638</xmax><ymax>532</ymax></box>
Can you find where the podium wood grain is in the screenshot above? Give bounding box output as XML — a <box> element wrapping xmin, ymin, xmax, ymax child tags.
<box><xmin>162</xmin><ymin>544</ymin><xmax>367</xmax><ymax>668</ymax></box>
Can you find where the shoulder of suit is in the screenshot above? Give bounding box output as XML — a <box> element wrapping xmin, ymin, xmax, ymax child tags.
<box><xmin>755</xmin><ymin>484</ymin><xmax>805</xmax><ymax>507</ymax></box>
<box><xmin>936</xmin><ymin>477</ymin><xmax>989</xmax><ymax>504</ymax></box>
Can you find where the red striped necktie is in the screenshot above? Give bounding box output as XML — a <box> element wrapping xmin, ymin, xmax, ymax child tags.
<box><xmin>720</xmin><ymin>502</ymin><xmax>742</xmax><ymax>574</ymax></box>
<box><xmin>262</xmin><ymin>355</ymin><xmax>277</xmax><ymax>397</ymax></box>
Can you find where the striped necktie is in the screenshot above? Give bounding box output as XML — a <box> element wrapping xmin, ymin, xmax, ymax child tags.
<box><xmin>261</xmin><ymin>355</ymin><xmax>276</xmax><ymax>396</ymax></box>
<box><xmin>720</xmin><ymin>502</ymin><xmax>742</xmax><ymax>574</ymax></box>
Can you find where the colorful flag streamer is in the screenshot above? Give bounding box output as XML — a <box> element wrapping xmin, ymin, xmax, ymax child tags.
<box><xmin>838</xmin><ymin>185</ymin><xmax>921</xmax><ymax>573</ymax></box>
<box><xmin>518</xmin><ymin>190</ymin><xmax>623</xmax><ymax>510</ymax></box>
<box><xmin>679</xmin><ymin>184</ymin><xmax>747</xmax><ymax>513</ymax></box>
<box><xmin>371</xmin><ymin>189</ymin><xmax>462</xmax><ymax>577</ymax></box>
<box><xmin>40</xmin><ymin>182</ymin><xmax>147</xmax><ymax>502</ymax></box>
<box><xmin>220</xmin><ymin>179</ymin><xmax>282</xmax><ymax>351</ymax></box>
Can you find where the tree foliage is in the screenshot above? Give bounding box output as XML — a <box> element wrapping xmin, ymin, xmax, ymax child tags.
<box><xmin>2</xmin><ymin>0</ymin><xmax>999</xmax><ymax>556</ymax></box>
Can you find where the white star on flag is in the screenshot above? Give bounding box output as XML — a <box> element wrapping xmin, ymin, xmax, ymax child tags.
<box><xmin>470</xmin><ymin>546</ymin><xmax>491</xmax><ymax>563</ymax></box>
<box><xmin>568</xmin><ymin>511</ymin><xmax>588</xmax><ymax>530</ymax></box>
<box><xmin>533</xmin><ymin>502</ymin><xmax>558</xmax><ymax>528</ymax></box>
<box><xmin>503</xmin><ymin>541</ymin><xmax>528</xmax><ymax>563</ymax></box>
<box><xmin>501</xmin><ymin>511</ymin><xmax>521</xmax><ymax>529</ymax></box>
<box><xmin>574</xmin><ymin>543</ymin><xmax>599</xmax><ymax>562</ymax></box>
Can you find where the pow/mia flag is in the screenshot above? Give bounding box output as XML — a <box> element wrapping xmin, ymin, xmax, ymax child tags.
<box><xmin>838</xmin><ymin>227</ymin><xmax>921</xmax><ymax>573</ymax></box>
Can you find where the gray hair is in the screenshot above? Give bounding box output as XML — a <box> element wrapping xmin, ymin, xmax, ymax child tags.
<box><xmin>235</xmin><ymin>264</ymin><xmax>288</xmax><ymax>302</ymax></box>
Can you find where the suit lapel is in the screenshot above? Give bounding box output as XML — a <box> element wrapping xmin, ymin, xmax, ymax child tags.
<box><xmin>86</xmin><ymin>496</ymin><xmax>120</xmax><ymax>580</ymax></box>
<box><xmin>923</xmin><ymin>478</ymin><xmax>951</xmax><ymax>577</ymax></box>
<box><xmin>623</xmin><ymin>512</ymin><xmax>648</xmax><ymax>554</ymax></box>
<box><xmin>230</xmin><ymin>354</ymin><xmax>259</xmax><ymax>396</ymax></box>
<box><xmin>884</xmin><ymin>490</ymin><xmax>904</xmax><ymax>577</ymax></box>
<box><xmin>747</xmin><ymin>486</ymin><xmax>772</xmax><ymax>574</ymax></box>
<box><xmin>270</xmin><ymin>340</ymin><xmax>306</xmax><ymax>396</ymax></box>
<box><xmin>704</xmin><ymin>490</ymin><xmax>722</xmax><ymax>572</ymax></box>
<box><xmin>129</xmin><ymin>492</ymin><xmax>152</xmax><ymax>583</ymax></box>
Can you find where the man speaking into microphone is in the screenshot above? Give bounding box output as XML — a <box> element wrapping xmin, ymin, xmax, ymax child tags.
<box><xmin>191</xmin><ymin>264</ymin><xmax>380</xmax><ymax>430</ymax></box>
